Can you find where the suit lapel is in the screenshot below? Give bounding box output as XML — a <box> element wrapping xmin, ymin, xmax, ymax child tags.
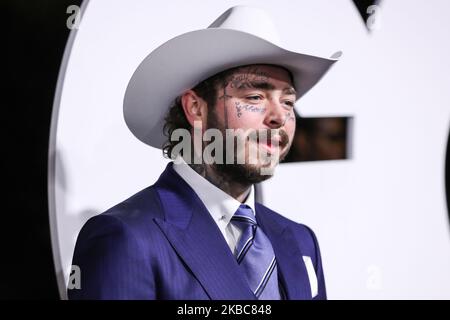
<box><xmin>153</xmin><ymin>164</ymin><xmax>255</xmax><ymax>300</ymax></box>
<box><xmin>255</xmin><ymin>203</ymin><xmax>312</xmax><ymax>300</ymax></box>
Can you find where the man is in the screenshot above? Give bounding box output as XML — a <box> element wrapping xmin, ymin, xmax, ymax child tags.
<box><xmin>68</xmin><ymin>5</ymin><xmax>340</xmax><ymax>300</ymax></box>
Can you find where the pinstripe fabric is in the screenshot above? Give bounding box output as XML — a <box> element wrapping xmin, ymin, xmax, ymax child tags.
<box><xmin>231</xmin><ymin>205</ymin><xmax>281</xmax><ymax>300</ymax></box>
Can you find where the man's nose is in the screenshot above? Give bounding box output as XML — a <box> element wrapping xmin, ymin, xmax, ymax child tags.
<box><xmin>263</xmin><ymin>100</ymin><xmax>285</xmax><ymax>129</ymax></box>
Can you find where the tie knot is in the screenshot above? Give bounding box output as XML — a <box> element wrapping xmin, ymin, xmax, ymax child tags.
<box><xmin>232</xmin><ymin>204</ymin><xmax>257</xmax><ymax>226</ymax></box>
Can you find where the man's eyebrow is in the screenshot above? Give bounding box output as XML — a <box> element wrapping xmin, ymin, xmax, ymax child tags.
<box><xmin>283</xmin><ymin>87</ymin><xmax>297</xmax><ymax>96</ymax></box>
<box><xmin>236</xmin><ymin>81</ymin><xmax>276</xmax><ymax>90</ymax></box>
<box><xmin>235</xmin><ymin>81</ymin><xmax>297</xmax><ymax>96</ymax></box>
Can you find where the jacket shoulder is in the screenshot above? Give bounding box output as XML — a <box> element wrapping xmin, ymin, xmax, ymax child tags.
<box><xmin>102</xmin><ymin>185</ymin><xmax>163</xmax><ymax>221</ymax></box>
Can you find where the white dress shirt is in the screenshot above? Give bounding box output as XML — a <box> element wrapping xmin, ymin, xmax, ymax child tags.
<box><xmin>172</xmin><ymin>156</ymin><xmax>256</xmax><ymax>254</ymax></box>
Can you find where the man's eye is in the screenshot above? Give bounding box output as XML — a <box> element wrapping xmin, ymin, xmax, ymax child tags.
<box><xmin>284</xmin><ymin>101</ymin><xmax>295</xmax><ymax>108</ymax></box>
<box><xmin>246</xmin><ymin>95</ymin><xmax>262</xmax><ymax>101</ymax></box>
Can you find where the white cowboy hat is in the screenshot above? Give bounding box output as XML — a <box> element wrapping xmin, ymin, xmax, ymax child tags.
<box><xmin>124</xmin><ymin>5</ymin><xmax>342</xmax><ymax>148</ymax></box>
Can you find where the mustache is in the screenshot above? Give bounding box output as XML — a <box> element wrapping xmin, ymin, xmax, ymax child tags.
<box><xmin>246</xmin><ymin>129</ymin><xmax>290</xmax><ymax>148</ymax></box>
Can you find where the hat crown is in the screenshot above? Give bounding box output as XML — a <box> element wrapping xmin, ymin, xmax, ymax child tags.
<box><xmin>208</xmin><ymin>6</ymin><xmax>281</xmax><ymax>46</ymax></box>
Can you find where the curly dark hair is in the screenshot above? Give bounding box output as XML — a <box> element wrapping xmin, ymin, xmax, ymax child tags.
<box><xmin>162</xmin><ymin>67</ymin><xmax>237</xmax><ymax>159</ymax></box>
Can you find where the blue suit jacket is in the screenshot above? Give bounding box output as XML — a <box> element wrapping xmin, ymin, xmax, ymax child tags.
<box><xmin>68</xmin><ymin>163</ymin><xmax>326</xmax><ymax>300</ymax></box>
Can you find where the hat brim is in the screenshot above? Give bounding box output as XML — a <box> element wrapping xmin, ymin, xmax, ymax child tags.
<box><xmin>124</xmin><ymin>28</ymin><xmax>340</xmax><ymax>148</ymax></box>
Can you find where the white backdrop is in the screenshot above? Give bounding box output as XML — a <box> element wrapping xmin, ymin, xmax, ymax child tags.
<box><xmin>49</xmin><ymin>0</ymin><xmax>450</xmax><ymax>299</ymax></box>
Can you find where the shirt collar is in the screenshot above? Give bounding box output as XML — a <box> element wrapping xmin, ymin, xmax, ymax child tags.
<box><xmin>172</xmin><ymin>156</ymin><xmax>256</xmax><ymax>228</ymax></box>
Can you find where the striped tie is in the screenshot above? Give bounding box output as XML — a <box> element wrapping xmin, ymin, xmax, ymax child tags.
<box><xmin>231</xmin><ymin>204</ymin><xmax>281</xmax><ymax>300</ymax></box>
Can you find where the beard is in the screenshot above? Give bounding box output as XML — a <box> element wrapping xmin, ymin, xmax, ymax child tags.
<box><xmin>205</xmin><ymin>110</ymin><xmax>291</xmax><ymax>185</ymax></box>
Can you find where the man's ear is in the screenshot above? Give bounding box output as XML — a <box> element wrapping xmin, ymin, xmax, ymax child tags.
<box><xmin>181</xmin><ymin>90</ymin><xmax>207</xmax><ymax>127</ymax></box>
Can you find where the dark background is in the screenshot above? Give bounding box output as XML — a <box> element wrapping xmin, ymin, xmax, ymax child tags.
<box><xmin>4</xmin><ymin>0</ymin><xmax>448</xmax><ymax>300</ymax></box>
<box><xmin>4</xmin><ymin>0</ymin><xmax>82</xmax><ymax>299</ymax></box>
